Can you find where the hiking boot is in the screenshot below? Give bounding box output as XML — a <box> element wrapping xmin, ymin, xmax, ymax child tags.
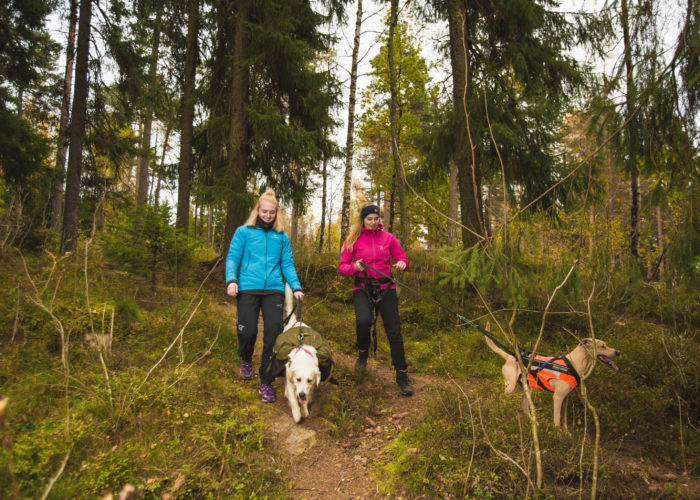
<box><xmin>259</xmin><ymin>383</ymin><xmax>276</xmax><ymax>403</ymax></box>
<box><xmin>240</xmin><ymin>360</ymin><xmax>253</xmax><ymax>380</ymax></box>
<box><xmin>354</xmin><ymin>350</ymin><xmax>368</xmax><ymax>372</ymax></box>
<box><xmin>396</xmin><ymin>370</ymin><xmax>414</xmax><ymax>396</ymax></box>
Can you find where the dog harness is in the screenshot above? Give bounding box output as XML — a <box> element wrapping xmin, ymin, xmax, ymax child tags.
<box><xmin>523</xmin><ymin>353</ymin><xmax>580</xmax><ymax>392</ymax></box>
<box><xmin>270</xmin><ymin>325</ymin><xmax>334</xmax><ymax>381</ymax></box>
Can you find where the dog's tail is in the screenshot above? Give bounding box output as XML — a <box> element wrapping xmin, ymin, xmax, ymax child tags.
<box><xmin>483</xmin><ymin>322</ymin><xmax>511</xmax><ymax>361</ymax></box>
<box><xmin>484</xmin><ymin>335</ymin><xmax>511</xmax><ymax>361</ymax></box>
<box><xmin>284</xmin><ymin>283</ymin><xmax>296</xmax><ymax>325</ymax></box>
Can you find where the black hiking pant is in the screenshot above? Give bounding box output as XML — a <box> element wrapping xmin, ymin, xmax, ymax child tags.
<box><xmin>236</xmin><ymin>292</ymin><xmax>284</xmax><ymax>385</ymax></box>
<box><xmin>353</xmin><ymin>288</ymin><xmax>407</xmax><ymax>371</ymax></box>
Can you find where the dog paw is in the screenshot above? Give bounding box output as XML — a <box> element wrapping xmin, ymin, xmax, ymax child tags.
<box><xmin>301</xmin><ymin>405</ymin><xmax>309</xmax><ymax>418</ymax></box>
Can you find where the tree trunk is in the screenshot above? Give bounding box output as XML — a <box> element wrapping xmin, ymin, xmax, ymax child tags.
<box><xmin>60</xmin><ymin>0</ymin><xmax>92</xmax><ymax>254</ymax></box>
<box><xmin>387</xmin><ymin>0</ymin><xmax>407</xmax><ymax>244</ymax></box>
<box><xmin>389</xmin><ymin>176</ymin><xmax>395</xmax><ymax>233</ymax></box>
<box><xmin>447</xmin><ymin>0</ymin><xmax>483</xmax><ymax>248</ymax></box>
<box><xmin>207</xmin><ymin>205</ymin><xmax>213</xmax><ymax>248</ymax></box>
<box><xmin>339</xmin><ymin>0</ymin><xmax>363</xmax><ymax>247</ymax></box>
<box><xmin>319</xmin><ymin>155</ymin><xmax>328</xmax><ymax>254</ymax></box>
<box><xmin>223</xmin><ymin>6</ymin><xmax>251</xmax><ymax>251</ymax></box>
<box><xmin>51</xmin><ymin>0</ymin><xmax>78</xmax><ymax>235</ymax></box>
<box><xmin>137</xmin><ymin>11</ymin><xmax>162</xmax><ymax>207</ymax></box>
<box><xmin>154</xmin><ymin>124</ymin><xmax>171</xmax><ymax>207</ymax></box>
<box><xmin>447</xmin><ymin>161</ymin><xmax>459</xmax><ymax>246</ymax></box>
<box><xmin>621</xmin><ymin>0</ymin><xmax>640</xmax><ymax>259</ymax></box>
<box><xmin>290</xmin><ymin>203</ymin><xmax>299</xmax><ymax>251</ymax></box>
<box><xmin>176</xmin><ymin>0</ymin><xmax>199</xmax><ymax>234</ymax></box>
<box><xmin>193</xmin><ymin>202</ymin><xmax>198</xmax><ymax>239</ymax></box>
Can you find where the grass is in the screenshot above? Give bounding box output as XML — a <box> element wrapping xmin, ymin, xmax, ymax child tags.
<box><xmin>0</xmin><ymin>248</ymin><xmax>287</xmax><ymax>499</ymax></box>
<box><xmin>0</xmin><ymin>241</ymin><xmax>697</xmax><ymax>498</ymax></box>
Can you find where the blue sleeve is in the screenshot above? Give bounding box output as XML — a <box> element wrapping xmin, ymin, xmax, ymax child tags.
<box><xmin>280</xmin><ymin>232</ymin><xmax>302</xmax><ymax>291</ymax></box>
<box><xmin>225</xmin><ymin>227</ymin><xmax>245</xmax><ymax>285</ymax></box>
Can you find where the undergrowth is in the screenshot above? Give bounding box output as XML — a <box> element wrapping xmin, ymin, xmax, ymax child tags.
<box><xmin>0</xmin><ymin>247</ymin><xmax>286</xmax><ymax>499</ymax></box>
<box><xmin>0</xmin><ymin>235</ymin><xmax>697</xmax><ymax>498</ymax></box>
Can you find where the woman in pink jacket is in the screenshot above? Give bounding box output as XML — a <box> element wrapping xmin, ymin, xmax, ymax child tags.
<box><xmin>338</xmin><ymin>204</ymin><xmax>413</xmax><ymax>396</ymax></box>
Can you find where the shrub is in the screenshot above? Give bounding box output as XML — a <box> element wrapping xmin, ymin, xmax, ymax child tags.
<box><xmin>102</xmin><ymin>204</ymin><xmax>197</xmax><ymax>284</ymax></box>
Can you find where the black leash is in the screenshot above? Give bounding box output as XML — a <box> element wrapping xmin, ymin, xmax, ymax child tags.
<box><xmin>358</xmin><ymin>261</ymin><xmax>515</xmax><ymax>356</ymax></box>
<box><xmin>282</xmin><ymin>303</ymin><xmax>297</xmax><ymax>327</ymax></box>
<box><xmin>359</xmin><ymin>262</ymin><xmax>580</xmax><ymax>377</ymax></box>
<box><xmin>297</xmin><ymin>297</ymin><xmax>304</xmax><ymax>346</ymax></box>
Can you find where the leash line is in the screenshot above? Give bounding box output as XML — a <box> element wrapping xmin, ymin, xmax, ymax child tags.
<box><xmin>353</xmin><ymin>262</ymin><xmax>578</xmax><ymax>379</ymax></box>
<box><xmin>358</xmin><ymin>261</ymin><xmax>516</xmax><ymax>355</ymax></box>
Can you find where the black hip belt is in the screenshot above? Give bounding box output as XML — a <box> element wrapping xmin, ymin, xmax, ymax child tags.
<box><xmin>354</xmin><ymin>276</ymin><xmax>392</xmax><ymax>289</ymax></box>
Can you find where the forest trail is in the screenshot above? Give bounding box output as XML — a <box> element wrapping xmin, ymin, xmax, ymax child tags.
<box><xmin>216</xmin><ymin>302</ymin><xmax>435</xmax><ymax>499</ymax></box>
<box><xmin>259</xmin><ymin>351</ymin><xmax>430</xmax><ymax>499</ymax></box>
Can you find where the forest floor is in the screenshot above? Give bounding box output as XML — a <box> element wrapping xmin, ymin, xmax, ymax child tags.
<box><xmin>2</xmin><ymin>253</ymin><xmax>698</xmax><ymax>498</ymax></box>
<box><xmin>225</xmin><ymin>304</ymin><xmax>699</xmax><ymax>499</ymax></box>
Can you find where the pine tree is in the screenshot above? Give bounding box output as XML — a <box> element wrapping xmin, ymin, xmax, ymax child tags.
<box><xmin>340</xmin><ymin>0</ymin><xmax>363</xmax><ymax>246</ymax></box>
<box><xmin>50</xmin><ymin>0</ymin><xmax>79</xmax><ymax>234</ymax></box>
<box><xmin>175</xmin><ymin>0</ymin><xmax>199</xmax><ymax>235</ymax></box>
<box><xmin>423</xmin><ymin>0</ymin><xmax>593</xmax><ymax>247</ymax></box>
<box><xmin>61</xmin><ymin>0</ymin><xmax>93</xmax><ymax>253</ymax></box>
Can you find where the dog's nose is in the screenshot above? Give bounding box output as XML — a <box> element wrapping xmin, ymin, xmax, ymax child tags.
<box><xmin>615</xmin><ymin>350</ymin><xmax>620</xmax><ymax>356</ymax></box>
<box><xmin>299</xmin><ymin>392</ymin><xmax>306</xmax><ymax>398</ymax></box>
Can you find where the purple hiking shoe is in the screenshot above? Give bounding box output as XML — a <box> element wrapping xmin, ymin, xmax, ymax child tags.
<box><xmin>240</xmin><ymin>360</ymin><xmax>253</xmax><ymax>380</ymax></box>
<box><xmin>258</xmin><ymin>383</ymin><xmax>276</xmax><ymax>403</ymax></box>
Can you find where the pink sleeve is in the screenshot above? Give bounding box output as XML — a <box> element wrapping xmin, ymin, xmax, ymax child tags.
<box><xmin>337</xmin><ymin>242</ymin><xmax>357</xmax><ymax>276</ymax></box>
<box><xmin>390</xmin><ymin>235</ymin><xmax>409</xmax><ymax>270</ymax></box>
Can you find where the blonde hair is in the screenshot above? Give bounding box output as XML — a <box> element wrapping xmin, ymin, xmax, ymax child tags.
<box><xmin>245</xmin><ymin>189</ymin><xmax>287</xmax><ymax>232</ymax></box>
<box><xmin>343</xmin><ymin>202</ymin><xmax>377</xmax><ymax>252</ymax></box>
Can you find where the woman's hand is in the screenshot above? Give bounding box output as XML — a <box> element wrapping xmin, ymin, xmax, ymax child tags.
<box><xmin>393</xmin><ymin>260</ymin><xmax>407</xmax><ymax>271</ymax></box>
<box><xmin>226</xmin><ymin>283</ymin><xmax>238</xmax><ymax>297</ymax></box>
<box><xmin>294</xmin><ymin>291</ymin><xmax>304</xmax><ymax>301</ymax></box>
<box><xmin>354</xmin><ymin>259</ymin><xmax>365</xmax><ymax>272</ymax></box>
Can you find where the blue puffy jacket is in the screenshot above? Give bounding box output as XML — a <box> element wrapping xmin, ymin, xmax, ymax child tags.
<box><xmin>225</xmin><ymin>225</ymin><xmax>302</xmax><ymax>292</ymax></box>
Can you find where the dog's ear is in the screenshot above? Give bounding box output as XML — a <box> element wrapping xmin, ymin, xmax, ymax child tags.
<box><xmin>287</xmin><ymin>367</ymin><xmax>295</xmax><ymax>383</ymax></box>
<box><xmin>581</xmin><ymin>338</ymin><xmax>593</xmax><ymax>346</ymax></box>
<box><xmin>314</xmin><ymin>369</ymin><xmax>321</xmax><ymax>387</ymax></box>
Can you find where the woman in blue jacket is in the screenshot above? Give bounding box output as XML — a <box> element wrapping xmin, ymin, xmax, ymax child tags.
<box><xmin>225</xmin><ymin>190</ymin><xmax>304</xmax><ymax>403</ymax></box>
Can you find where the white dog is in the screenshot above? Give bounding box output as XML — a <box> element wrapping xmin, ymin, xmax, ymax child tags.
<box><xmin>284</xmin><ymin>343</ymin><xmax>321</xmax><ymax>423</ymax></box>
<box><xmin>281</xmin><ymin>286</ymin><xmax>321</xmax><ymax>424</ymax></box>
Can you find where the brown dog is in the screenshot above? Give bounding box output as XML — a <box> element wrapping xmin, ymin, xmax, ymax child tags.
<box><xmin>485</xmin><ymin>336</ymin><xmax>620</xmax><ymax>430</ymax></box>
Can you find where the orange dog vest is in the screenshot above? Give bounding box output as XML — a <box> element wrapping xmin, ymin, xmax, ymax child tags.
<box><xmin>525</xmin><ymin>354</ymin><xmax>580</xmax><ymax>392</ymax></box>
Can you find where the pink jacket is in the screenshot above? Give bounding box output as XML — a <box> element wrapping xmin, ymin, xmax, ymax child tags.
<box><xmin>337</xmin><ymin>225</ymin><xmax>409</xmax><ymax>290</ymax></box>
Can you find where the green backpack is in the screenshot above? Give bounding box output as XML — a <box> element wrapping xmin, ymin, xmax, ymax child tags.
<box><xmin>270</xmin><ymin>325</ymin><xmax>334</xmax><ymax>380</ymax></box>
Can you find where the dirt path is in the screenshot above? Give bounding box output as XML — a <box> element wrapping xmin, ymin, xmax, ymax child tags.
<box><xmin>258</xmin><ymin>351</ymin><xmax>431</xmax><ymax>499</ymax></box>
